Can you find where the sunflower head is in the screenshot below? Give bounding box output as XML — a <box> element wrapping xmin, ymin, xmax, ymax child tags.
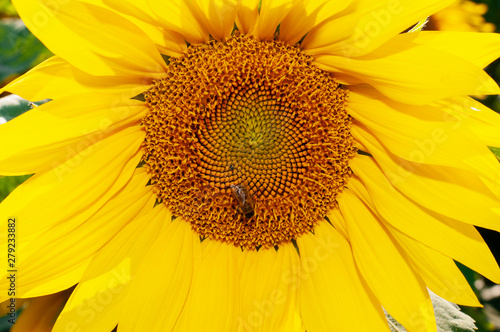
<box><xmin>142</xmin><ymin>32</ymin><xmax>356</xmax><ymax>249</ymax></box>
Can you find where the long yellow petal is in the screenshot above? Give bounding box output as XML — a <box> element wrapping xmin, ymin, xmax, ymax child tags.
<box><xmin>237</xmin><ymin>0</ymin><xmax>295</xmax><ymax>40</ymax></box>
<box><xmin>0</xmin><ymin>167</ymin><xmax>153</xmax><ymax>300</ymax></box>
<box><xmin>349</xmin><ymin>157</ymin><xmax>500</xmax><ymax>284</ymax></box>
<box><xmin>1</xmin><ymin>56</ymin><xmax>150</xmax><ymax>101</ymax></box>
<box><xmin>353</xmin><ymin>126</ymin><xmax>500</xmax><ymax>231</ymax></box>
<box><xmin>174</xmin><ymin>241</ymin><xmax>240</xmax><ymax>331</ymax></box>
<box><xmin>315</xmin><ymin>37</ymin><xmax>499</xmax><ymax>105</ymax></box>
<box><xmin>325</xmin><ymin>208</ymin><xmax>348</xmax><ymax>239</ymax></box>
<box><xmin>0</xmin><ymin>262</ymin><xmax>87</xmax><ymax>304</ymax></box>
<box><xmin>12</xmin><ymin>0</ymin><xmax>166</xmax><ymax>77</ymax></box>
<box><xmin>120</xmin><ymin>217</ymin><xmax>201</xmax><ymax>332</ymax></box>
<box><xmin>393</xmin><ymin>230</ymin><xmax>481</xmax><ymax>307</ymax></box>
<box><xmin>303</xmin><ymin>0</ymin><xmax>453</xmax><ymax>56</ymax></box>
<box><xmin>256</xmin><ymin>0</ymin><xmax>294</xmax><ymax>40</ymax></box>
<box><xmin>237</xmin><ymin>245</ymin><xmax>301</xmax><ymax>332</ymax></box>
<box><xmin>190</xmin><ymin>0</ymin><xmax>239</xmax><ymax>40</ymax></box>
<box><xmin>408</xmin><ymin>31</ymin><xmax>500</xmax><ymax>68</ymax></box>
<box><xmin>348</xmin><ymin>87</ymin><xmax>500</xmax><ymax>183</ymax></box>
<box><xmin>339</xmin><ymin>189</ymin><xmax>436</xmax><ymax>332</ymax></box>
<box><xmin>82</xmin><ymin>0</ymin><xmax>186</xmax><ymax>57</ymax></box>
<box><xmin>0</xmin><ymin>128</ymin><xmax>144</xmax><ymax>252</ymax></box>
<box><xmin>279</xmin><ymin>0</ymin><xmax>353</xmax><ymax>45</ymax></box>
<box><xmin>0</xmin><ymin>94</ymin><xmax>145</xmax><ymax>175</ymax></box>
<box><xmin>236</xmin><ymin>0</ymin><xmax>259</xmax><ymax>34</ymax></box>
<box><xmin>297</xmin><ymin>221</ymin><xmax>388</xmax><ymax>331</ymax></box>
<box><xmin>435</xmin><ymin>96</ymin><xmax>500</xmax><ymax>148</ymax></box>
<box><xmin>53</xmin><ymin>204</ymin><xmax>166</xmax><ymax>332</ymax></box>
<box><xmin>103</xmin><ymin>0</ymin><xmax>209</xmax><ymax>44</ymax></box>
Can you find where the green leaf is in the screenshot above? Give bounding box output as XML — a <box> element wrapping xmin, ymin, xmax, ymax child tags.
<box><xmin>0</xmin><ymin>0</ymin><xmax>17</xmax><ymax>18</ymax></box>
<box><xmin>0</xmin><ymin>309</ymin><xmax>22</xmax><ymax>332</ymax></box>
<box><xmin>0</xmin><ymin>175</ymin><xmax>31</xmax><ymax>202</ymax></box>
<box><xmin>386</xmin><ymin>291</ymin><xmax>477</xmax><ymax>332</ymax></box>
<box><xmin>0</xmin><ymin>17</ymin><xmax>52</xmax><ymax>85</ymax></box>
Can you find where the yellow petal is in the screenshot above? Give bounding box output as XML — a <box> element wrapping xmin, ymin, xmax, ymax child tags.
<box><xmin>303</xmin><ymin>0</ymin><xmax>453</xmax><ymax>57</ymax></box>
<box><xmin>339</xmin><ymin>189</ymin><xmax>436</xmax><ymax>332</ymax></box>
<box><xmin>436</xmin><ymin>96</ymin><xmax>500</xmax><ymax>148</ymax></box>
<box><xmin>53</xmin><ymin>204</ymin><xmax>166</xmax><ymax>332</ymax></box>
<box><xmin>103</xmin><ymin>0</ymin><xmax>209</xmax><ymax>44</ymax></box>
<box><xmin>236</xmin><ymin>0</ymin><xmax>259</xmax><ymax>35</ymax></box>
<box><xmin>433</xmin><ymin>97</ymin><xmax>500</xmax><ymax>196</ymax></box>
<box><xmin>0</xmin><ymin>262</ymin><xmax>87</xmax><ymax>304</ymax></box>
<box><xmin>279</xmin><ymin>0</ymin><xmax>353</xmax><ymax>45</ymax></box>
<box><xmin>149</xmin><ymin>28</ymin><xmax>187</xmax><ymax>58</ymax></box>
<box><xmin>0</xmin><ymin>94</ymin><xmax>146</xmax><ymax>175</ymax></box>
<box><xmin>297</xmin><ymin>221</ymin><xmax>388</xmax><ymax>331</ymax></box>
<box><xmin>352</xmin><ymin>126</ymin><xmax>500</xmax><ymax>231</ymax></box>
<box><xmin>316</xmin><ymin>34</ymin><xmax>500</xmax><ymax>105</ymax></box>
<box><xmin>409</xmin><ymin>31</ymin><xmax>500</xmax><ymax>68</ymax></box>
<box><xmin>1</xmin><ymin>56</ymin><xmax>150</xmax><ymax>101</ymax></box>
<box><xmin>237</xmin><ymin>0</ymin><xmax>295</xmax><ymax>39</ymax></box>
<box><xmin>348</xmin><ymin>87</ymin><xmax>500</xmax><ymax>182</ymax></box>
<box><xmin>257</xmin><ymin>0</ymin><xmax>294</xmax><ymax>40</ymax></box>
<box><xmin>349</xmin><ymin>156</ymin><xmax>500</xmax><ymax>284</ymax></box>
<box><xmin>0</xmin><ymin>127</ymin><xmax>144</xmax><ymax>248</ymax></box>
<box><xmin>0</xmin><ymin>167</ymin><xmax>153</xmax><ymax>299</ymax></box>
<box><xmin>325</xmin><ymin>208</ymin><xmax>347</xmax><ymax>239</ymax></box>
<box><xmin>393</xmin><ymin>230</ymin><xmax>481</xmax><ymax>307</ymax></box>
<box><xmin>315</xmin><ymin>37</ymin><xmax>499</xmax><ymax>104</ymax></box>
<box><xmin>120</xmin><ymin>217</ymin><xmax>202</xmax><ymax>332</ymax></box>
<box><xmin>12</xmin><ymin>0</ymin><xmax>165</xmax><ymax>77</ymax></box>
<box><xmin>83</xmin><ymin>0</ymin><xmax>186</xmax><ymax>57</ymax></box>
<box><xmin>190</xmin><ymin>0</ymin><xmax>239</xmax><ymax>40</ymax></box>
<box><xmin>237</xmin><ymin>245</ymin><xmax>301</xmax><ymax>332</ymax></box>
<box><xmin>174</xmin><ymin>241</ymin><xmax>240</xmax><ymax>331</ymax></box>
<box><xmin>244</xmin><ymin>0</ymin><xmax>293</xmax><ymax>40</ymax></box>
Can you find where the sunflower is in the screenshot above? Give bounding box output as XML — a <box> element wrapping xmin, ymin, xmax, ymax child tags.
<box><xmin>427</xmin><ymin>0</ymin><xmax>496</xmax><ymax>32</ymax></box>
<box><xmin>2</xmin><ymin>0</ymin><xmax>500</xmax><ymax>331</ymax></box>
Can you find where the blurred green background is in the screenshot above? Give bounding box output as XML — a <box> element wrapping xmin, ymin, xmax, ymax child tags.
<box><xmin>1</xmin><ymin>0</ymin><xmax>500</xmax><ymax>331</ymax></box>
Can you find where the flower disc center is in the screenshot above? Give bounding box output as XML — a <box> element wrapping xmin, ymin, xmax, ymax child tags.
<box><xmin>142</xmin><ymin>33</ymin><xmax>356</xmax><ymax>250</ymax></box>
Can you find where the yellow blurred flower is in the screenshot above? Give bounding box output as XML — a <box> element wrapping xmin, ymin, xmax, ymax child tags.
<box><xmin>428</xmin><ymin>0</ymin><xmax>496</xmax><ymax>32</ymax></box>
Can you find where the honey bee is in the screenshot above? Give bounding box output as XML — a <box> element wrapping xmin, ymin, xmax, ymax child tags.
<box><xmin>230</xmin><ymin>184</ymin><xmax>255</xmax><ymax>219</ymax></box>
